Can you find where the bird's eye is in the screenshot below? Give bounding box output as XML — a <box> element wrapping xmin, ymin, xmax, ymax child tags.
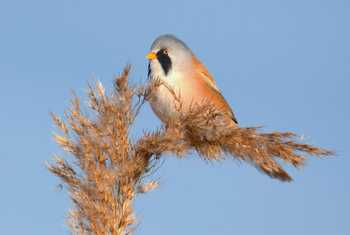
<box><xmin>163</xmin><ymin>48</ymin><xmax>168</xmax><ymax>55</ymax></box>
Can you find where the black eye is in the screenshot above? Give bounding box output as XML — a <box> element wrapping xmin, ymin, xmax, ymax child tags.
<box><xmin>162</xmin><ymin>48</ymin><xmax>168</xmax><ymax>55</ymax></box>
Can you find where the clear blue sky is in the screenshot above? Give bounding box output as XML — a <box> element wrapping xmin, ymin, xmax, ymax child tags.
<box><xmin>0</xmin><ymin>0</ymin><xmax>349</xmax><ymax>234</ymax></box>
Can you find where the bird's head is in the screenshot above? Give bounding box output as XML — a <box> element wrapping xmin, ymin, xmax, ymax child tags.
<box><xmin>146</xmin><ymin>34</ymin><xmax>194</xmax><ymax>78</ymax></box>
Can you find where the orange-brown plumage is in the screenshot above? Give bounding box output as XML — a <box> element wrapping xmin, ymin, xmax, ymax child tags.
<box><xmin>191</xmin><ymin>56</ymin><xmax>237</xmax><ymax>123</ymax></box>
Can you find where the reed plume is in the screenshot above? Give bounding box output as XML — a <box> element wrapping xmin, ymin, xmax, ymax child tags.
<box><xmin>48</xmin><ymin>65</ymin><xmax>332</xmax><ymax>235</ymax></box>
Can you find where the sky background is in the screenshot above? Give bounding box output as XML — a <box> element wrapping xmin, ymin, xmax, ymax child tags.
<box><xmin>0</xmin><ymin>0</ymin><xmax>349</xmax><ymax>234</ymax></box>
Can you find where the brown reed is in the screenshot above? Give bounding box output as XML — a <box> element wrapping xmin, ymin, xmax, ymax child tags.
<box><xmin>48</xmin><ymin>65</ymin><xmax>333</xmax><ymax>235</ymax></box>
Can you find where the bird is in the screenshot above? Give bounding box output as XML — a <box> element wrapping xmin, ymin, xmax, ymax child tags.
<box><xmin>146</xmin><ymin>34</ymin><xmax>238</xmax><ymax>127</ymax></box>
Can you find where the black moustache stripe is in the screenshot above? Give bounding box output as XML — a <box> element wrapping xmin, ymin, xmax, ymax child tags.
<box><xmin>156</xmin><ymin>49</ymin><xmax>172</xmax><ymax>75</ymax></box>
<box><xmin>147</xmin><ymin>63</ymin><xmax>152</xmax><ymax>78</ymax></box>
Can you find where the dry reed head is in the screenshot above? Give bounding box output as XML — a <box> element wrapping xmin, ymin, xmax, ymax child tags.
<box><xmin>49</xmin><ymin>66</ymin><xmax>333</xmax><ymax>235</ymax></box>
<box><xmin>50</xmin><ymin>66</ymin><xmax>147</xmax><ymax>235</ymax></box>
<box><xmin>181</xmin><ymin>106</ymin><xmax>332</xmax><ymax>181</ymax></box>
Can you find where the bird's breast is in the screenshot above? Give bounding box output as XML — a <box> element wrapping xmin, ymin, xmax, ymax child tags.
<box><xmin>149</xmin><ymin>71</ymin><xmax>188</xmax><ymax>123</ymax></box>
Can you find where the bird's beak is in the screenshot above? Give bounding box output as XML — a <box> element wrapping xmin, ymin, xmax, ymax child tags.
<box><xmin>146</xmin><ymin>52</ymin><xmax>157</xmax><ymax>60</ymax></box>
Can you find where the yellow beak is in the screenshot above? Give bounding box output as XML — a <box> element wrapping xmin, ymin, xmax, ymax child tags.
<box><xmin>146</xmin><ymin>52</ymin><xmax>157</xmax><ymax>60</ymax></box>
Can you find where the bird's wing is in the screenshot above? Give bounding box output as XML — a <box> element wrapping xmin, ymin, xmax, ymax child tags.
<box><xmin>207</xmin><ymin>83</ymin><xmax>239</xmax><ymax>124</ymax></box>
<box><xmin>191</xmin><ymin>56</ymin><xmax>238</xmax><ymax>124</ymax></box>
<box><xmin>192</xmin><ymin>56</ymin><xmax>220</xmax><ymax>92</ymax></box>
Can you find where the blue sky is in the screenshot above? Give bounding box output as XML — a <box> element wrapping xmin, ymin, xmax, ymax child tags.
<box><xmin>0</xmin><ymin>0</ymin><xmax>349</xmax><ymax>234</ymax></box>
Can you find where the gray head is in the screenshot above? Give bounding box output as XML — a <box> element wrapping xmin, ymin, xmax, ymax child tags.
<box><xmin>147</xmin><ymin>34</ymin><xmax>194</xmax><ymax>77</ymax></box>
<box><xmin>150</xmin><ymin>34</ymin><xmax>190</xmax><ymax>52</ymax></box>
